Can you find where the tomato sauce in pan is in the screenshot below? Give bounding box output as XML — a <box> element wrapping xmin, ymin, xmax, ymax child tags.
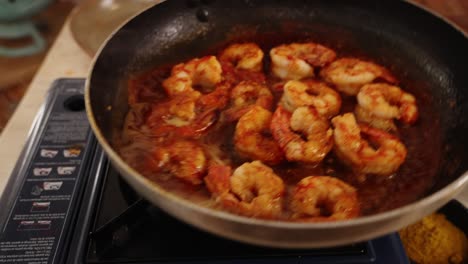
<box><xmin>117</xmin><ymin>42</ymin><xmax>441</xmax><ymax>219</ymax></box>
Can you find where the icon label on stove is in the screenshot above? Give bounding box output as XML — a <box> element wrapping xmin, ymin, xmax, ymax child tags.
<box><xmin>43</xmin><ymin>181</ymin><xmax>63</xmax><ymax>191</ymax></box>
<box><xmin>31</xmin><ymin>185</ymin><xmax>43</xmax><ymax>196</ymax></box>
<box><xmin>40</xmin><ymin>149</ymin><xmax>58</xmax><ymax>158</ymax></box>
<box><xmin>63</xmin><ymin>148</ymin><xmax>81</xmax><ymax>158</ymax></box>
<box><xmin>17</xmin><ymin>220</ymin><xmax>52</xmax><ymax>231</ymax></box>
<box><xmin>57</xmin><ymin>166</ymin><xmax>75</xmax><ymax>175</ymax></box>
<box><xmin>31</xmin><ymin>202</ymin><xmax>51</xmax><ymax>212</ymax></box>
<box><xmin>33</xmin><ymin>168</ymin><xmax>53</xmax><ymax>176</ymax></box>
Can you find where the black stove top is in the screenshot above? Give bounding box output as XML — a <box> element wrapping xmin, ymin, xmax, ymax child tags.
<box><xmin>84</xmin><ymin>158</ymin><xmax>373</xmax><ymax>263</ymax></box>
<box><xmin>0</xmin><ymin>79</ymin><xmax>410</xmax><ymax>264</ymax></box>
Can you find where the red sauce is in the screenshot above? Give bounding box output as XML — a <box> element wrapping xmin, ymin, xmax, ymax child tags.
<box><xmin>117</xmin><ymin>42</ymin><xmax>441</xmax><ymax>219</ymax></box>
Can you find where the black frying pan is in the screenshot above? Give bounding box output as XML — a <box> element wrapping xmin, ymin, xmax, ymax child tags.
<box><xmin>86</xmin><ymin>0</ymin><xmax>468</xmax><ymax>248</ymax></box>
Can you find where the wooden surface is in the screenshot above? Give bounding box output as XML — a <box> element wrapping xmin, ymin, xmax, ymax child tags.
<box><xmin>0</xmin><ymin>1</ymin><xmax>73</xmax><ymax>131</ymax></box>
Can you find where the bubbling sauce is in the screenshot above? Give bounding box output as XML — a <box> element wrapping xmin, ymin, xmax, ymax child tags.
<box><xmin>117</xmin><ymin>41</ymin><xmax>441</xmax><ymax>220</ymax></box>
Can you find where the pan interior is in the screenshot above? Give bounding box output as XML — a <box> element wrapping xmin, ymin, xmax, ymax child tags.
<box><xmin>88</xmin><ymin>0</ymin><xmax>468</xmax><ymax>217</ymax></box>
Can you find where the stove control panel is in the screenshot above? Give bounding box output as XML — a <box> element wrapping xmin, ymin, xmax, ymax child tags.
<box><xmin>0</xmin><ymin>79</ymin><xmax>95</xmax><ymax>264</ymax></box>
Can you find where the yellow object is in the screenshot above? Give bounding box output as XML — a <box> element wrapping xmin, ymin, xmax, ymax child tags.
<box><xmin>399</xmin><ymin>213</ymin><xmax>468</xmax><ymax>264</ymax></box>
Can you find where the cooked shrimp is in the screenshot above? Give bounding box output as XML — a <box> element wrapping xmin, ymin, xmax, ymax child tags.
<box><xmin>320</xmin><ymin>58</ymin><xmax>397</xmax><ymax>95</ymax></box>
<box><xmin>355</xmin><ymin>104</ymin><xmax>397</xmax><ymax>132</ymax></box>
<box><xmin>234</xmin><ymin>106</ymin><xmax>284</xmax><ymax>164</ymax></box>
<box><xmin>331</xmin><ymin>113</ymin><xmax>407</xmax><ymax>175</ymax></box>
<box><xmin>290</xmin><ymin>176</ymin><xmax>360</xmax><ymax>221</ymax></box>
<box><xmin>146</xmin><ymin>92</ymin><xmax>219</xmax><ymax>138</ymax></box>
<box><xmin>280</xmin><ymin>80</ymin><xmax>341</xmax><ymax>118</ymax></box>
<box><xmin>146</xmin><ymin>92</ymin><xmax>198</xmax><ymax>127</ymax></box>
<box><xmin>270</xmin><ymin>42</ymin><xmax>336</xmax><ymax>80</ymax></box>
<box><xmin>224</xmin><ymin>81</ymin><xmax>274</xmax><ymax>121</ymax></box>
<box><xmin>204</xmin><ymin>161</ymin><xmax>285</xmax><ymax>219</ymax></box>
<box><xmin>164</xmin><ymin>92</ymin><xmax>201</xmax><ymax>126</ymax></box>
<box><xmin>146</xmin><ymin>140</ymin><xmax>207</xmax><ymax>185</ymax></box>
<box><xmin>148</xmin><ymin>108</ymin><xmax>218</xmax><ymax>138</ymax></box>
<box><xmin>219</xmin><ymin>43</ymin><xmax>264</xmax><ymax>72</ymax></box>
<box><xmin>162</xmin><ymin>56</ymin><xmax>222</xmax><ymax>97</ymax></box>
<box><xmin>204</xmin><ymin>163</ymin><xmax>232</xmax><ymax>196</ymax></box>
<box><xmin>356</xmin><ymin>83</ymin><xmax>418</xmax><ymax>128</ymax></box>
<box><xmin>271</xmin><ymin>106</ymin><xmax>333</xmax><ymax>163</ymax></box>
<box><xmin>228</xmin><ymin>161</ymin><xmax>285</xmax><ymax>218</ymax></box>
<box><xmin>146</xmin><ymin>81</ymin><xmax>231</xmax><ymax>138</ymax></box>
<box><xmin>197</xmin><ymin>80</ymin><xmax>232</xmax><ymax>112</ymax></box>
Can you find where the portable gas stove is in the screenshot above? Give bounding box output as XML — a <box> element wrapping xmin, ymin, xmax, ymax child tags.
<box><xmin>0</xmin><ymin>79</ymin><xmax>410</xmax><ymax>264</ymax></box>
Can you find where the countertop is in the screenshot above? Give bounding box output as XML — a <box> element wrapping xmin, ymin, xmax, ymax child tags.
<box><xmin>0</xmin><ymin>4</ymin><xmax>467</xmax><ymax>208</ymax></box>
<box><xmin>0</xmin><ymin>18</ymin><xmax>90</xmax><ymax>195</ymax></box>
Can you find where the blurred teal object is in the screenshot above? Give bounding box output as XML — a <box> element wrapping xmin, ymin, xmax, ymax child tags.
<box><xmin>0</xmin><ymin>0</ymin><xmax>53</xmax><ymax>57</ymax></box>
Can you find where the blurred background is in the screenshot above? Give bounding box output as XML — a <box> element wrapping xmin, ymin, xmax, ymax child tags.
<box><xmin>0</xmin><ymin>0</ymin><xmax>158</xmax><ymax>131</ymax></box>
<box><xmin>0</xmin><ymin>0</ymin><xmax>466</xmax><ymax>133</ymax></box>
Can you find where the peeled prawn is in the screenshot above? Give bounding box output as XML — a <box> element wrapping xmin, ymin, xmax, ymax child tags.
<box><xmin>271</xmin><ymin>106</ymin><xmax>333</xmax><ymax>163</ymax></box>
<box><xmin>290</xmin><ymin>176</ymin><xmax>360</xmax><ymax>221</ymax></box>
<box><xmin>205</xmin><ymin>161</ymin><xmax>285</xmax><ymax>219</ymax></box>
<box><xmin>320</xmin><ymin>58</ymin><xmax>397</xmax><ymax>95</ymax></box>
<box><xmin>355</xmin><ymin>105</ymin><xmax>397</xmax><ymax>132</ymax></box>
<box><xmin>332</xmin><ymin>113</ymin><xmax>407</xmax><ymax>175</ymax></box>
<box><xmin>204</xmin><ymin>163</ymin><xmax>232</xmax><ymax>196</ymax></box>
<box><xmin>219</xmin><ymin>43</ymin><xmax>264</xmax><ymax>72</ymax></box>
<box><xmin>145</xmin><ymin>94</ymin><xmax>219</xmax><ymax>138</ymax></box>
<box><xmin>146</xmin><ymin>80</ymin><xmax>231</xmax><ymax>138</ymax></box>
<box><xmin>234</xmin><ymin>106</ymin><xmax>284</xmax><ymax>164</ymax></box>
<box><xmin>145</xmin><ymin>92</ymin><xmax>198</xmax><ymax>128</ymax></box>
<box><xmin>270</xmin><ymin>42</ymin><xmax>336</xmax><ymax>80</ymax></box>
<box><xmin>280</xmin><ymin>80</ymin><xmax>341</xmax><ymax>118</ymax></box>
<box><xmin>146</xmin><ymin>140</ymin><xmax>207</xmax><ymax>185</ymax></box>
<box><xmin>355</xmin><ymin>83</ymin><xmax>418</xmax><ymax>130</ymax></box>
<box><xmin>162</xmin><ymin>56</ymin><xmax>222</xmax><ymax>97</ymax></box>
<box><xmin>224</xmin><ymin>81</ymin><xmax>274</xmax><ymax>121</ymax></box>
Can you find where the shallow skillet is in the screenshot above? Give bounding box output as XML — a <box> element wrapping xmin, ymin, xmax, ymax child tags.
<box><xmin>85</xmin><ymin>0</ymin><xmax>468</xmax><ymax>248</ymax></box>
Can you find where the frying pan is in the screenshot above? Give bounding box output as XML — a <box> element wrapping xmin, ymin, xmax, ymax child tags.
<box><xmin>85</xmin><ymin>0</ymin><xmax>468</xmax><ymax>248</ymax></box>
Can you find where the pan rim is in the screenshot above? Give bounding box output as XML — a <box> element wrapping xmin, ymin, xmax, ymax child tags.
<box><xmin>84</xmin><ymin>0</ymin><xmax>468</xmax><ymax>231</ymax></box>
<box><xmin>85</xmin><ymin>86</ymin><xmax>468</xmax><ymax>230</ymax></box>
